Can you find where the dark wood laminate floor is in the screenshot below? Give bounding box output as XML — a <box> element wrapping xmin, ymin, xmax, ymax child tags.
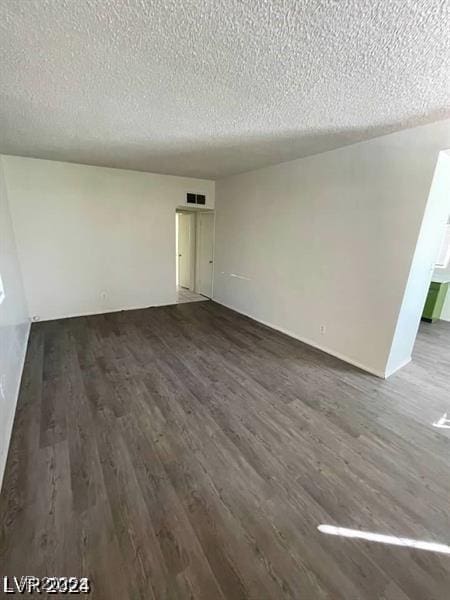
<box><xmin>1</xmin><ymin>301</ymin><xmax>450</xmax><ymax>599</ymax></box>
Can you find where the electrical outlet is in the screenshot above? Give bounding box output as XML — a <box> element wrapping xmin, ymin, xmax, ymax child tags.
<box><xmin>100</xmin><ymin>291</ymin><xmax>108</xmax><ymax>301</ymax></box>
<box><xmin>320</xmin><ymin>324</ymin><xmax>326</xmax><ymax>335</ymax></box>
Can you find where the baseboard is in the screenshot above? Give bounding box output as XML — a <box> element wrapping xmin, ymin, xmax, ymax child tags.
<box><xmin>32</xmin><ymin>300</ymin><xmax>178</xmax><ymax>322</ymax></box>
<box><xmin>0</xmin><ymin>321</ymin><xmax>31</xmax><ymax>492</ymax></box>
<box><xmin>212</xmin><ymin>298</ymin><xmax>386</xmax><ymax>378</ymax></box>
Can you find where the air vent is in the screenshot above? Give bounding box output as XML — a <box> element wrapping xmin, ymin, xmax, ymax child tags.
<box><xmin>186</xmin><ymin>192</ymin><xmax>207</xmax><ymax>206</ymax></box>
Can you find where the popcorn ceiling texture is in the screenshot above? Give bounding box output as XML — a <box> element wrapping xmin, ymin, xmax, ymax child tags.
<box><xmin>0</xmin><ymin>0</ymin><xmax>449</xmax><ymax>179</ymax></box>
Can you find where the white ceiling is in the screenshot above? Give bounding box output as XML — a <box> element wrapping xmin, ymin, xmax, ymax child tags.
<box><xmin>1</xmin><ymin>0</ymin><xmax>449</xmax><ymax>180</ymax></box>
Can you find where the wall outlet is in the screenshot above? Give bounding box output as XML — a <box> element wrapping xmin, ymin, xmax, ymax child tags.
<box><xmin>100</xmin><ymin>291</ymin><xmax>108</xmax><ymax>301</ymax></box>
<box><xmin>320</xmin><ymin>324</ymin><xmax>326</xmax><ymax>335</ymax></box>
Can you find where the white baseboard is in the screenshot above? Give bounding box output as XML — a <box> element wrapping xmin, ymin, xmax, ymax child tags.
<box><xmin>33</xmin><ymin>300</ymin><xmax>177</xmax><ymax>322</ymax></box>
<box><xmin>212</xmin><ymin>298</ymin><xmax>387</xmax><ymax>378</ymax></box>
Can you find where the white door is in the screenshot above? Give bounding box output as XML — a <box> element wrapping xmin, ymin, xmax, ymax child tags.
<box><xmin>197</xmin><ymin>212</ymin><xmax>214</xmax><ymax>297</ymax></box>
<box><xmin>178</xmin><ymin>213</ymin><xmax>192</xmax><ymax>289</ymax></box>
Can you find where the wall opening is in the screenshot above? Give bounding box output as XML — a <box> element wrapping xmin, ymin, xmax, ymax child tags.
<box><xmin>386</xmin><ymin>150</ymin><xmax>450</xmax><ymax>376</ymax></box>
<box><xmin>175</xmin><ymin>209</ymin><xmax>215</xmax><ymax>304</ymax></box>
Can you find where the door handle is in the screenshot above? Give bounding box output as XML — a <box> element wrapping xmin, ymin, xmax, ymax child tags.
<box><xmin>209</xmin><ymin>260</ymin><xmax>213</xmax><ymax>264</ymax></box>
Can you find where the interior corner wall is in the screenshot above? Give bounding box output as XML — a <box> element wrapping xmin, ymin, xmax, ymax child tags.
<box><xmin>213</xmin><ymin>119</ymin><xmax>450</xmax><ymax>377</ymax></box>
<box><xmin>386</xmin><ymin>150</ymin><xmax>450</xmax><ymax>375</ymax></box>
<box><xmin>0</xmin><ymin>156</ymin><xmax>30</xmax><ymax>489</ymax></box>
<box><xmin>3</xmin><ymin>156</ymin><xmax>214</xmax><ymax>321</ymax></box>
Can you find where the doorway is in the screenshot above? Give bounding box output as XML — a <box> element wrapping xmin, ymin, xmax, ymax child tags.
<box><xmin>176</xmin><ymin>209</ymin><xmax>214</xmax><ymax>304</ymax></box>
<box><xmin>196</xmin><ymin>212</ymin><xmax>215</xmax><ymax>298</ymax></box>
<box><xmin>177</xmin><ymin>212</ymin><xmax>194</xmax><ymax>290</ymax></box>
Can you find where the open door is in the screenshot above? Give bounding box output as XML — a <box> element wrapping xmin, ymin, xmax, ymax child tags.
<box><xmin>178</xmin><ymin>213</ymin><xmax>193</xmax><ymax>289</ymax></box>
<box><xmin>197</xmin><ymin>212</ymin><xmax>214</xmax><ymax>298</ymax></box>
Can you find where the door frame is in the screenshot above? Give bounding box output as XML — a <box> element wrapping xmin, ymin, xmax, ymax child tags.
<box><xmin>176</xmin><ymin>208</ymin><xmax>215</xmax><ymax>297</ymax></box>
<box><xmin>176</xmin><ymin>211</ymin><xmax>196</xmax><ymax>290</ymax></box>
<box><xmin>195</xmin><ymin>211</ymin><xmax>215</xmax><ymax>298</ymax></box>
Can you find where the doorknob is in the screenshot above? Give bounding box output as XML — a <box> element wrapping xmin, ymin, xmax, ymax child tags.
<box><xmin>209</xmin><ymin>260</ymin><xmax>213</xmax><ymax>264</ymax></box>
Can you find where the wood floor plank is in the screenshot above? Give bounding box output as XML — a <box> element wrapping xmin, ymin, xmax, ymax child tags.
<box><xmin>1</xmin><ymin>301</ymin><xmax>450</xmax><ymax>599</ymax></box>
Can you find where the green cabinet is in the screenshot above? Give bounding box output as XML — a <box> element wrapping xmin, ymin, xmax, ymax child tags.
<box><xmin>422</xmin><ymin>281</ymin><xmax>449</xmax><ymax>322</ymax></box>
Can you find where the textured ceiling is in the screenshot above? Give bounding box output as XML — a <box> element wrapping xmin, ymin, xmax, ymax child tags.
<box><xmin>1</xmin><ymin>0</ymin><xmax>449</xmax><ymax>179</ymax></box>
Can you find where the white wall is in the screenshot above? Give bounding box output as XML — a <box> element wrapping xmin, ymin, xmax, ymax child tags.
<box><xmin>386</xmin><ymin>151</ymin><xmax>450</xmax><ymax>375</ymax></box>
<box><xmin>434</xmin><ymin>261</ymin><xmax>450</xmax><ymax>321</ymax></box>
<box><xmin>213</xmin><ymin>120</ymin><xmax>450</xmax><ymax>377</ymax></box>
<box><xmin>0</xmin><ymin>157</ymin><xmax>29</xmax><ymax>488</ymax></box>
<box><xmin>4</xmin><ymin>156</ymin><xmax>214</xmax><ymax>321</ymax></box>
<box><xmin>432</xmin><ymin>215</ymin><xmax>450</xmax><ymax>322</ymax></box>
